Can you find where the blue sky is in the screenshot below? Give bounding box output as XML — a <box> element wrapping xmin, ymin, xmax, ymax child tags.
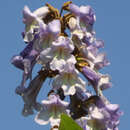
<box><xmin>0</xmin><ymin>0</ymin><xmax>129</xmax><ymax>129</ymax></box>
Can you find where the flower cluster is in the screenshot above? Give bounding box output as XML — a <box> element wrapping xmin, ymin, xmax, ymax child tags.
<box><xmin>11</xmin><ymin>1</ymin><xmax>122</xmax><ymax>130</ymax></box>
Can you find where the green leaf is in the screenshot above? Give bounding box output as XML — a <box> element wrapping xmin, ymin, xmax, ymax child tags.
<box><xmin>59</xmin><ymin>114</ymin><xmax>83</xmax><ymax>130</ymax></box>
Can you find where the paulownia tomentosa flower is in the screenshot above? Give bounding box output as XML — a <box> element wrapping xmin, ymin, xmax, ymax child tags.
<box><xmin>11</xmin><ymin>1</ymin><xmax>123</xmax><ymax>130</ymax></box>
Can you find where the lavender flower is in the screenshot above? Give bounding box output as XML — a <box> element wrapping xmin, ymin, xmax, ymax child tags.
<box><xmin>86</xmin><ymin>97</ymin><xmax>123</xmax><ymax>130</ymax></box>
<box><xmin>50</xmin><ymin>36</ymin><xmax>74</xmax><ymax>71</ymax></box>
<box><xmin>35</xmin><ymin>94</ymin><xmax>69</xmax><ymax>128</ymax></box>
<box><xmin>37</xmin><ymin>36</ymin><xmax>74</xmax><ymax>67</ymax></box>
<box><xmin>11</xmin><ymin>41</ymin><xmax>38</xmax><ymax>95</ymax></box>
<box><xmin>21</xmin><ymin>70</ymin><xmax>48</xmax><ymax>116</ymax></box>
<box><xmin>52</xmin><ymin>58</ymin><xmax>86</xmax><ymax>95</ymax></box>
<box><xmin>75</xmin><ymin>95</ymin><xmax>122</xmax><ymax>130</ymax></box>
<box><xmin>33</xmin><ymin>19</ymin><xmax>61</xmax><ymax>52</ymax></box>
<box><xmin>82</xmin><ymin>66</ymin><xmax>112</xmax><ymax>95</ymax></box>
<box><xmin>69</xmin><ymin>3</ymin><xmax>96</xmax><ymax>30</ymax></box>
<box><xmin>72</xmin><ymin>34</ymin><xmax>110</xmax><ymax>70</ymax></box>
<box><xmin>11</xmin><ymin>2</ymin><xmax>122</xmax><ymax>130</ymax></box>
<box><xmin>23</xmin><ymin>5</ymin><xmax>49</xmax><ymax>42</ymax></box>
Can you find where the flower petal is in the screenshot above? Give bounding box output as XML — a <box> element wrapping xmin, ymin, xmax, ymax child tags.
<box><xmin>94</xmin><ymin>53</ymin><xmax>110</xmax><ymax>69</ymax></box>
<box><xmin>11</xmin><ymin>55</ymin><xmax>24</xmax><ymax>70</ymax></box>
<box><xmin>69</xmin><ymin>4</ymin><xmax>80</xmax><ymax>16</ymax></box>
<box><xmin>37</xmin><ymin>47</ymin><xmax>53</xmax><ymax>65</ymax></box>
<box><xmin>82</xmin><ymin>66</ymin><xmax>100</xmax><ymax>83</ymax></box>
<box><xmin>50</xmin><ymin>58</ymin><xmax>66</xmax><ymax>71</ymax></box>
<box><xmin>98</xmin><ymin>75</ymin><xmax>112</xmax><ymax>90</ymax></box>
<box><xmin>23</xmin><ymin>6</ymin><xmax>35</xmax><ymax>24</ymax></box>
<box><xmin>68</xmin><ymin>86</ymin><xmax>76</xmax><ymax>95</ymax></box>
<box><xmin>89</xmin><ymin>106</ymin><xmax>104</xmax><ymax>120</ymax></box>
<box><xmin>48</xmin><ymin>20</ymin><xmax>61</xmax><ymax>37</ymax></box>
<box><xmin>33</xmin><ymin>6</ymin><xmax>49</xmax><ymax>18</ymax></box>
<box><xmin>50</xmin><ymin>117</ymin><xmax>60</xmax><ymax>128</ymax></box>
<box><xmin>35</xmin><ymin>107</ymin><xmax>51</xmax><ymax>125</ymax></box>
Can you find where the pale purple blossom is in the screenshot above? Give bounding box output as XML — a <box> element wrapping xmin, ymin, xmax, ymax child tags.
<box><xmin>35</xmin><ymin>94</ymin><xmax>69</xmax><ymax>127</ymax></box>
<box><xmin>33</xmin><ymin>19</ymin><xmax>61</xmax><ymax>51</ymax></box>
<box><xmin>37</xmin><ymin>36</ymin><xmax>74</xmax><ymax>69</ymax></box>
<box><xmin>86</xmin><ymin>97</ymin><xmax>123</xmax><ymax>130</ymax></box>
<box><xmin>22</xmin><ymin>70</ymin><xmax>47</xmax><ymax>116</ymax></box>
<box><xmin>75</xmin><ymin>97</ymin><xmax>122</xmax><ymax>130</ymax></box>
<box><xmin>11</xmin><ymin>41</ymin><xmax>38</xmax><ymax>95</ymax></box>
<box><xmin>82</xmin><ymin>66</ymin><xmax>112</xmax><ymax>94</ymax></box>
<box><xmin>69</xmin><ymin>3</ymin><xmax>96</xmax><ymax>29</ymax></box>
<box><xmin>72</xmin><ymin>33</ymin><xmax>110</xmax><ymax>70</ymax></box>
<box><xmin>11</xmin><ymin>3</ymin><xmax>122</xmax><ymax>129</ymax></box>
<box><xmin>52</xmin><ymin>59</ymin><xmax>86</xmax><ymax>95</ymax></box>
<box><xmin>22</xmin><ymin>5</ymin><xmax>49</xmax><ymax>42</ymax></box>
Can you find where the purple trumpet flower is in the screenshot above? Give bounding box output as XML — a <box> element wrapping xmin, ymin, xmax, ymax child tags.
<box><xmin>72</xmin><ymin>34</ymin><xmax>110</xmax><ymax>70</ymax></box>
<box><xmin>69</xmin><ymin>3</ymin><xmax>96</xmax><ymax>29</ymax></box>
<box><xmin>87</xmin><ymin>96</ymin><xmax>123</xmax><ymax>130</ymax></box>
<box><xmin>52</xmin><ymin>57</ymin><xmax>86</xmax><ymax>96</ymax></box>
<box><xmin>94</xmin><ymin>53</ymin><xmax>110</xmax><ymax>70</ymax></box>
<box><xmin>11</xmin><ymin>3</ymin><xmax>123</xmax><ymax>129</ymax></box>
<box><xmin>39</xmin><ymin>20</ymin><xmax>61</xmax><ymax>39</ymax></box>
<box><xmin>22</xmin><ymin>5</ymin><xmax>49</xmax><ymax>43</ymax></box>
<box><xmin>81</xmin><ymin>45</ymin><xmax>110</xmax><ymax>70</ymax></box>
<box><xmin>22</xmin><ymin>70</ymin><xmax>48</xmax><ymax>117</ymax></box>
<box><xmin>82</xmin><ymin>36</ymin><xmax>104</xmax><ymax>49</ymax></box>
<box><xmin>35</xmin><ymin>93</ymin><xmax>69</xmax><ymax>128</ymax></box>
<box><xmin>11</xmin><ymin>41</ymin><xmax>39</xmax><ymax>95</ymax></box>
<box><xmin>82</xmin><ymin>36</ymin><xmax>110</xmax><ymax>70</ymax></box>
<box><xmin>33</xmin><ymin>19</ymin><xmax>61</xmax><ymax>52</ymax></box>
<box><xmin>75</xmin><ymin>96</ymin><xmax>122</xmax><ymax>130</ymax></box>
<box><xmin>82</xmin><ymin>66</ymin><xmax>112</xmax><ymax>94</ymax></box>
<box><xmin>23</xmin><ymin>5</ymin><xmax>49</xmax><ymax>24</ymax></box>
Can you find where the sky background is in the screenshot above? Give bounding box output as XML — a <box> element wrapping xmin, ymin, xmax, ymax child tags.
<box><xmin>0</xmin><ymin>0</ymin><xmax>130</xmax><ymax>129</ymax></box>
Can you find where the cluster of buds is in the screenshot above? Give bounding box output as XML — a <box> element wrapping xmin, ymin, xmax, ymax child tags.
<box><xmin>11</xmin><ymin>1</ymin><xmax>122</xmax><ymax>130</ymax></box>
